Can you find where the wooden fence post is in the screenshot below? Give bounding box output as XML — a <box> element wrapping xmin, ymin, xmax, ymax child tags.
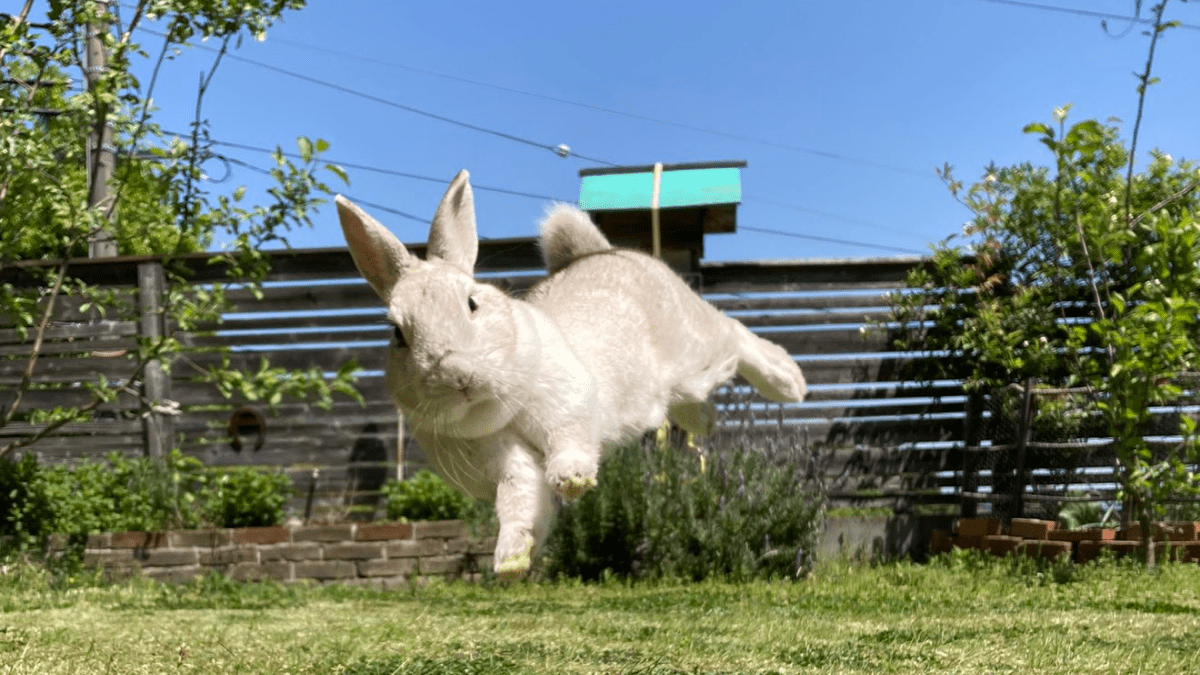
<box><xmin>1009</xmin><ymin>377</ymin><xmax>1036</xmax><ymax>521</ymax></box>
<box><xmin>137</xmin><ymin>261</ymin><xmax>173</xmax><ymax>459</ymax></box>
<box><xmin>960</xmin><ymin>391</ymin><xmax>984</xmax><ymax>518</ymax></box>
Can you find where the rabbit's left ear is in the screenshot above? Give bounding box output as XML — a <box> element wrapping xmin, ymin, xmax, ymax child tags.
<box><xmin>428</xmin><ymin>170</ymin><xmax>478</xmax><ymax>272</ymax></box>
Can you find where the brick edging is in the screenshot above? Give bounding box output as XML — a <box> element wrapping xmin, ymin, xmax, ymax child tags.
<box><xmin>55</xmin><ymin>521</ymin><xmax>496</xmax><ymax>587</ymax></box>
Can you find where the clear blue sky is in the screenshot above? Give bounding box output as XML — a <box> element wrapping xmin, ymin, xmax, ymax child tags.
<box><xmin>80</xmin><ymin>1</ymin><xmax>1200</xmax><ymax>261</ymax></box>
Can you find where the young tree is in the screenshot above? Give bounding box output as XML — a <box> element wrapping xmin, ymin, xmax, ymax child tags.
<box><xmin>891</xmin><ymin>3</ymin><xmax>1200</xmax><ymax>565</ymax></box>
<box><xmin>0</xmin><ymin>1</ymin><xmax>358</xmax><ymax>457</ymax></box>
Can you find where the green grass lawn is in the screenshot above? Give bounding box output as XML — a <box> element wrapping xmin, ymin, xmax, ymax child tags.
<box><xmin>2</xmin><ymin>554</ymin><xmax>1199</xmax><ymax>674</ymax></box>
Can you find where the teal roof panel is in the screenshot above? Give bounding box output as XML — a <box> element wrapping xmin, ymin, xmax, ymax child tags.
<box><xmin>579</xmin><ymin>165</ymin><xmax>743</xmax><ymax>212</ymax></box>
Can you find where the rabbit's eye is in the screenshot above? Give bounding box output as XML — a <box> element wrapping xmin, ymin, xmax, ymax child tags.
<box><xmin>468</xmin><ymin>296</ymin><xmax>479</xmax><ymax>313</ymax></box>
<box><xmin>391</xmin><ymin>325</ymin><xmax>407</xmax><ymax>348</ymax></box>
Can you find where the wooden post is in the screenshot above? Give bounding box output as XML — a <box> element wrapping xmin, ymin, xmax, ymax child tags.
<box><xmin>85</xmin><ymin>0</ymin><xmax>118</xmax><ymax>258</ymax></box>
<box><xmin>395</xmin><ymin>410</ymin><xmax>406</xmax><ymax>481</ymax></box>
<box><xmin>1010</xmin><ymin>378</ymin><xmax>1036</xmax><ymax>521</ymax></box>
<box><xmin>138</xmin><ymin>261</ymin><xmax>173</xmax><ymax>458</ymax></box>
<box><xmin>960</xmin><ymin>390</ymin><xmax>984</xmax><ymax>518</ymax></box>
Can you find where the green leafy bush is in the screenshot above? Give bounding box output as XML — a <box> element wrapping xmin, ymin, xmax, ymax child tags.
<box><xmin>543</xmin><ymin>439</ymin><xmax>824</xmax><ymax>582</ymax></box>
<box><xmin>382</xmin><ymin>470</ymin><xmax>476</xmax><ymax>522</ymax></box>
<box><xmin>0</xmin><ymin>452</ymin><xmax>294</xmax><ymax>553</ymax></box>
<box><xmin>0</xmin><ymin>453</ymin><xmax>56</xmax><ymax>551</ymax></box>
<box><xmin>203</xmin><ymin>467</ymin><xmax>294</xmax><ymax>529</ymax></box>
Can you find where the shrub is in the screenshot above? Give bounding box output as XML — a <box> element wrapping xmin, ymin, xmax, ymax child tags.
<box><xmin>1</xmin><ymin>451</ymin><xmax>210</xmax><ymax>551</ymax></box>
<box><xmin>381</xmin><ymin>470</ymin><xmax>476</xmax><ymax>522</ymax></box>
<box><xmin>543</xmin><ymin>438</ymin><xmax>824</xmax><ymax>582</ymax></box>
<box><xmin>0</xmin><ymin>453</ymin><xmax>55</xmax><ymax>551</ymax></box>
<box><xmin>0</xmin><ymin>452</ymin><xmax>294</xmax><ymax>553</ymax></box>
<box><xmin>203</xmin><ymin>467</ymin><xmax>294</xmax><ymax>528</ymax></box>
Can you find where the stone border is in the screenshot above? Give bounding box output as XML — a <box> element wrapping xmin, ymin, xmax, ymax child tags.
<box><xmin>52</xmin><ymin>521</ymin><xmax>495</xmax><ymax>587</ymax></box>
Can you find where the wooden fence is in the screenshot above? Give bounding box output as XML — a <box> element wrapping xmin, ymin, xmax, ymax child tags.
<box><xmin>1</xmin><ymin>243</ymin><xmax>1163</xmax><ymax>522</ymax></box>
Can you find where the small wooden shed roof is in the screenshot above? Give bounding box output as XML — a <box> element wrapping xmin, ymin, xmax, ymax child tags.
<box><xmin>577</xmin><ymin>161</ymin><xmax>746</xmax><ymax>269</ymax></box>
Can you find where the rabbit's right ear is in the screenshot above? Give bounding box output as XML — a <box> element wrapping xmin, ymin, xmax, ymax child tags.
<box><xmin>337</xmin><ymin>195</ymin><xmax>411</xmax><ymax>301</ymax></box>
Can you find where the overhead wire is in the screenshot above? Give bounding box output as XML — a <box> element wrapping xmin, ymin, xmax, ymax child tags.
<box><xmin>968</xmin><ymin>0</ymin><xmax>1200</xmax><ymax>30</ymax></box>
<box><xmin>218</xmin><ymin>153</ymin><xmax>428</xmax><ymax>223</ymax></box>
<box><xmin>263</xmin><ymin>35</ymin><xmax>933</xmax><ymax>179</ymax></box>
<box><xmin>136</xmin><ymin>26</ymin><xmax>619</xmax><ymax>167</ymax></box>
<box><xmin>187</xmin><ymin>135</ymin><xmax>568</xmax><ymax>202</ymax></box>
<box><xmin>129</xmin><ymin>22</ymin><xmax>935</xmax><ymax>254</ymax></box>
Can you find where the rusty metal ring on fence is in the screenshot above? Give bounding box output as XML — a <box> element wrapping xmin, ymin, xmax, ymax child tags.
<box><xmin>228</xmin><ymin>407</ymin><xmax>265</xmax><ymax>452</ymax></box>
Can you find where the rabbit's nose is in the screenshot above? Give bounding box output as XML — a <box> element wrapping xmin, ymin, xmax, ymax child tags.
<box><xmin>426</xmin><ymin>353</ymin><xmax>473</xmax><ymax>391</ymax></box>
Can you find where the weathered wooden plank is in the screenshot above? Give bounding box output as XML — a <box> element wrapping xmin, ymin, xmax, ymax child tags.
<box><xmin>0</xmin><ymin>336</ymin><xmax>140</xmax><ymax>358</ymax></box>
<box><xmin>180</xmin><ymin>345</ymin><xmax>384</xmax><ymax>373</ymax></box>
<box><xmin>700</xmin><ymin>258</ymin><xmax>922</xmax><ymax>294</ymax></box>
<box><xmin>733</xmin><ymin>310</ymin><xmax>892</xmax><ymax>329</ymax></box>
<box><xmin>0</xmin><ymin>418</ymin><xmax>144</xmax><ymax>437</ymax></box>
<box><xmin>0</xmin><ymin>320</ymin><xmax>139</xmax><ymax>346</ymax></box>
<box><xmin>708</xmin><ymin>292</ymin><xmax>897</xmax><ymax>313</ymax></box>
<box><xmin>759</xmin><ymin>329</ymin><xmax>890</xmax><ymax>356</ymax></box>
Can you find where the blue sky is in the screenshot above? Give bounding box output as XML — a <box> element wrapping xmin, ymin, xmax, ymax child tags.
<box><xmin>84</xmin><ymin>1</ymin><xmax>1200</xmax><ymax>261</ymax></box>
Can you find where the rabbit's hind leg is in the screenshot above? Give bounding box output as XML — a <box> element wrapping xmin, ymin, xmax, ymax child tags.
<box><xmin>490</xmin><ymin>436</ymin><xmax>556</xmax><ymax>580</ymax></box>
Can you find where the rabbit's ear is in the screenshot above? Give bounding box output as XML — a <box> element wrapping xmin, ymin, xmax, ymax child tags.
<box><xmin>427</xmin><ymin>170</ymin><xmax>478</xmax><ymax>272</ymax></box>
<box><xmin>337</xmin><ymin>195</ymin><xmax>411</xmax><ymax>301</ymax></box>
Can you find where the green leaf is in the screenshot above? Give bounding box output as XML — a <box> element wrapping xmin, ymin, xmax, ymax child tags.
<box><xmin>297</xmin><ymin>136</ymin><xmax>313</xmax><ymax>163</ymax></box>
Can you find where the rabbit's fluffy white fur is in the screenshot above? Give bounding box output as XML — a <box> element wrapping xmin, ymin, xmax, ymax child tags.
<box><xmin>337</xmin><ymin>170</ymin><xmax>806</xmax><ymax>578</ymax></box>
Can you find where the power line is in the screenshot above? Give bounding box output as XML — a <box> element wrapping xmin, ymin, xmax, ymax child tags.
<box><xmin>136</xmin><ymin>26</ymin><xmax>619</xmax><ymax>167</ymax></box>
<box><xmin>744</xmin><ymin>195</ymin><xmax>934</xmax><ymax>240</ymax></box>
<box><xmin>740</xmin><ymin>225</ymin><xmax>925</xmax><ymax>256</ymax></box>
<box><xmin>198</xmin><ymin>136</ymin><xmax>567</xmax><ymax>202</ymax></box>
<box><xmin>969</xmin><ymin>0</ymin><xmax>1200</xmax><ymax>30</ymax></box>
<box><xmin>220</xmin><ymin>150</ymin><xmax>920</xmax><ymax>253</ymax></box>
<box><xmin>218</xmin><ymin>154</ymin><xmax>428</xmax><ymax>223</ymax></box>
<box><xmin>264</xmin><ymin>35</ymin><xmax>933</xmax><ymax>178</ymax></box>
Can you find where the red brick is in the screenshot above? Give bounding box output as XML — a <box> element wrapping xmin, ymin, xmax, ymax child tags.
<box><xmin>1120</xmin><ymin>523</ymin><xmax>1171</xmax><ymax>541</ymax></box>
<box><xmin>293</xmin><ymin>560</ymin><xmax>356</xmax><ymax>580</ymax></box>
<box><xmin>412</xmin><ymin>520</ymin><xmax>465</xmax><ymax>540</ymax></box>
<box><xmin>171</xmin><ymin>529</ymin><xmax>231</xmax><ymax>548</ymax></box>
<box><xmin>356</xmin><ymin>523</ymin><xmax>413</xmax><ymax>541</ymax></box>
<box><xmin>324</xmin><ymin>542</ymin><xmax>385</xmax><ymax>561</ymax></box>
<box><xmin>388</xmin><ymin>539</ymin><xmax>444</xmax><ymax>558</ymax></box>
<box><xmin>956</xmin><ymin>518</ymin><xmax>1003</xmax><ymax>537</ymax></box>
<box><xmin>953</xmin><ymin>534</ymin><xmax>984</xmax><ymax>550</ymax></box>
<box><xmin>1017</xmin><ymin>539</ymin><xmax>1072</xmax><ymax>561</ymax></box>
<box><xmin>231</xmin><ymin>527</ymin><xmax>290</xmax><ymax>545</ymax></box>
<box><xmin>141</xmin><ymin>548</ymin><xmax>199</xmax><ymax>566</ymax></box>
<box><xmin>1162</xmin><ymin>522</ymin><xmax>1200</xmax><ymax>542</ymax></box>
<box><xmin>1009</xmin><ymin>519</ymin><xmax>1055</xmax><ymax>540</ymax></box>
<box><xmin>199</xmin><ymin>546</ymin><xmax>258</xmax><ymax>566</ymax></box>
<box><xmin>83</xmin><ymin>549</ymin><xmax>135</xmax><ymax>567</ymax></box>
<box><xmin>929</xmin><ymin>530</ymin><xmax>953</xmax><ymax>555</ymax></box>
<box><xmin>227</xmin><ymin>561</ymin><xmax>292</xmax><ymax>582</ymax></box>
<box><xmin>86</xmin><ymin>533</ymin><xmax>112</xmax><ymax>549</ymax></box>
<box><xmin>111</xmin><ymin>531</ymin><xmax>168</xmax><ymax>549</ymax></box>
<box><xmin>259</xmin><ymin>543</ymin><xmax>322</xmax><ymax>562</ymax></box>
<box><xmin>419</xmin><ymin>555</ymin><xmax>466</xmax><ymax>576</ymax></box>
<box><xmin>143</xmin><ymin>565</ymin><xmax>204</xmax><ymax>584</ymax></box>
<box><xmin>292</xmin><ymin>524</ymin><xmax>355</xmax><ymax>542</ymax></box>
<box><xmin>1049</xmin><ymin>528</ymin><xmax>1115</xmax><ymax>542</ymax></box>
<box><xmin>358</xmin><ymin>558</ymin><xmax>417</xmax><ymax>578</ymax></box>
<box><xmin>983</xmin><ymin>535</ymin><xmax>1024</xmax><ymax>557</ymax></box>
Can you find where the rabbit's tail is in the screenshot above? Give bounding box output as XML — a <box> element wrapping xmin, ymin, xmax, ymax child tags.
<box><xmin>540</xmin><ymin>204</ymin><xmax>613</xmax><ymax>274</ymax></box>
<box><xmin>735</xmin><ymin>324</ymin><xmax>807</xmax><ymax>403</ymax></box>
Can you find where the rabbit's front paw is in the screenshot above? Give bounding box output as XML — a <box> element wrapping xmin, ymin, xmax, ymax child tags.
<box><xmin>545</xmin><ymin>452</ymin><xmax>598</xmax><ymax>502</ymax></box>
<box><xmin>494</xmin><ymin>529</ymin><xmax>535</xmax><ymax>580</ymax></box>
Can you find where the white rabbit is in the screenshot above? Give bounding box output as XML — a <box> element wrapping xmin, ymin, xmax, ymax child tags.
<box><xmin>337</xmin><ymin>170</ymin><xmax>806</xmax><ymax>578</ymax></box>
